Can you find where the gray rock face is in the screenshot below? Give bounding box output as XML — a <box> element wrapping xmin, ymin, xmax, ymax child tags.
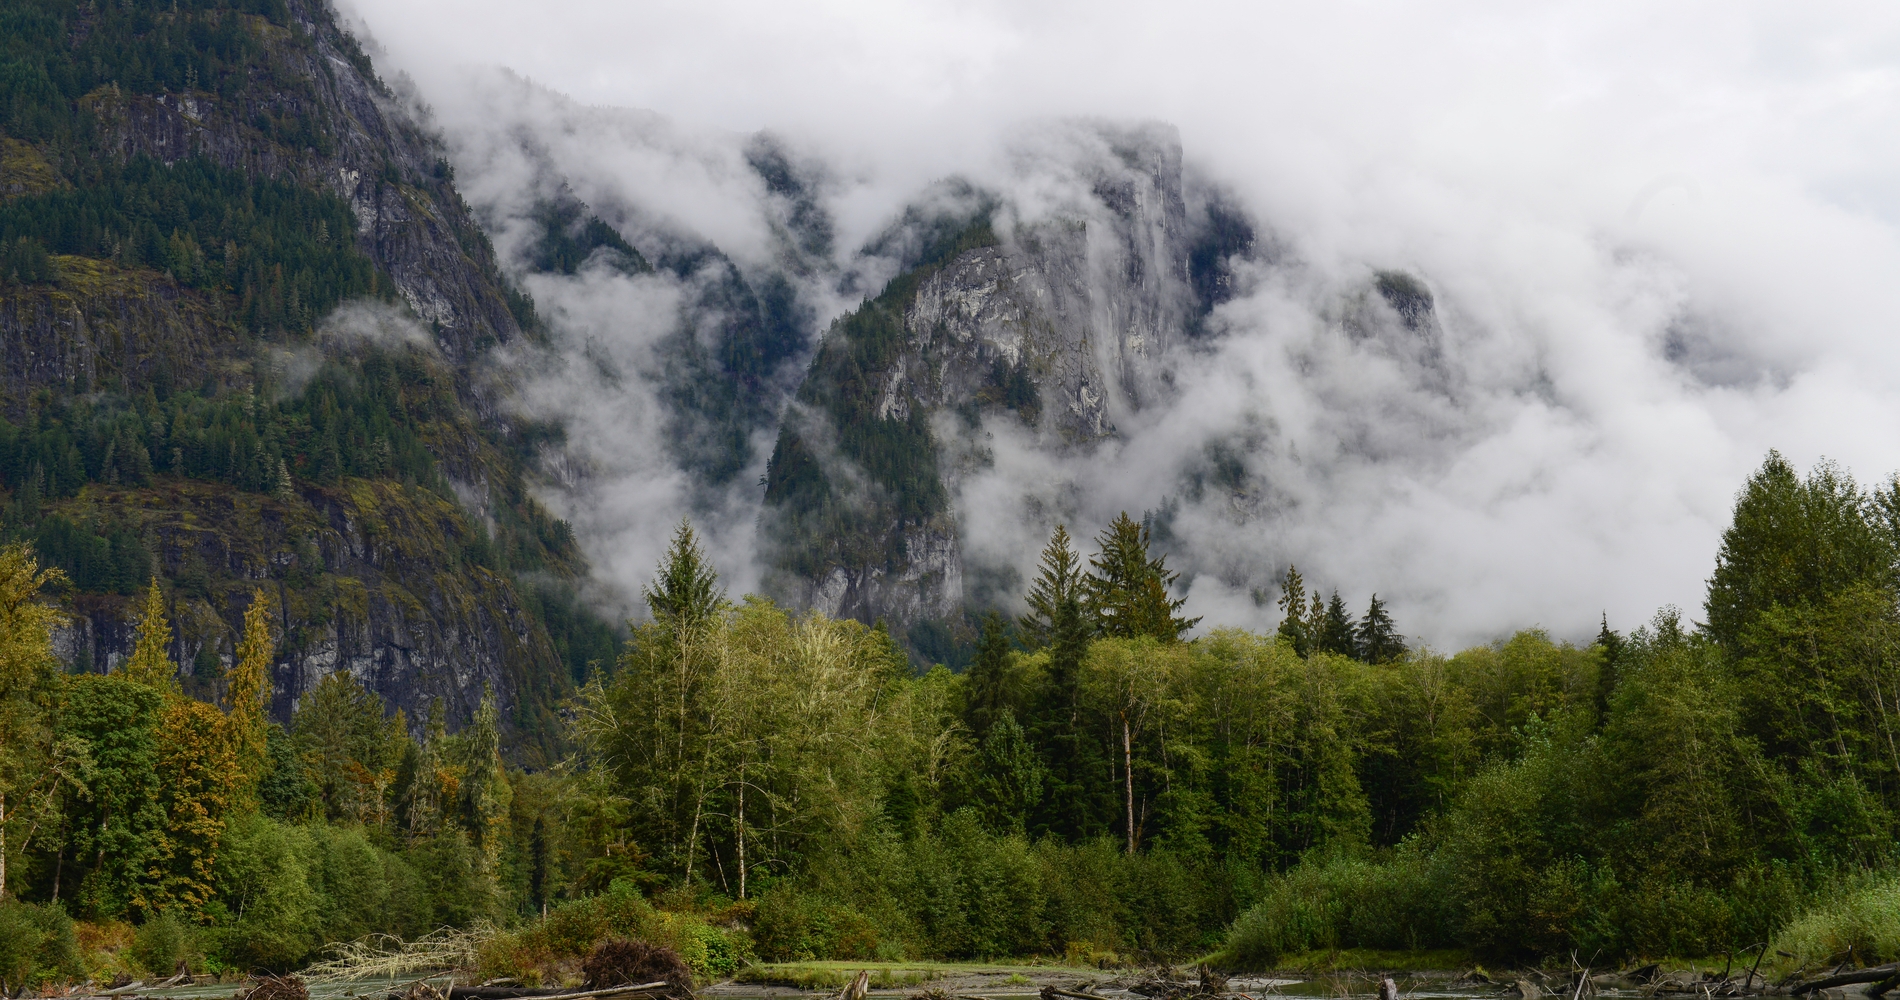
<box><xmin>767</xmin><ymin>123</ymin><xmax>1220</xmax><ymax>632</ymax></box>
<box><xmin>80</xmin><ymin>0</ymin><xmax>523</xmax><ymax>364</ymax></box>
<box><xmin>4</xmin><ymin>0</ymin><xmax>571</xmax><ymax>753</ymax></box>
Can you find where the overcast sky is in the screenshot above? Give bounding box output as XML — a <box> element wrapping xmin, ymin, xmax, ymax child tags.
<box><xmin>343</xmin><ymin>0</ymin><xmax>1900</xmax><ymax>648</ymax></box>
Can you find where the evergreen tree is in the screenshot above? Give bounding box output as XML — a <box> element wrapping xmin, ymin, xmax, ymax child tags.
<box><xmin>1594</xmin><ymin>612</ymin><xmax>1623</xmax><ymax>723</ymax></box>
<box><xmin>1357</xmin><ymin>594</ymin><xmax>1406</xmax><ymax>664</ymax></box>
<box><xmin>964</xmin><ymin>611</ymin><xmax>1011</xmax><ymax>737</ymax></box>
<box><xmin>643</xmin><ymin>519</ymin><xmax>725</xmax><ymax>630</ymax></box>
<box><xmin>1276</xmin><ymin>565</ymin><xmax>1309</xmax><ymax>655</ymax></box>
<box><xmin>971</xmin><ymin>709</ymin><xmax>1045</xmax><ymax>835</ymax></box>
<box><xmin>1031</xmin><ymin>588</ymin><xmax>1102</xmax><ymax>841</ymax></box>
<box><xmin>1082</xmin><ymin>512</ymin><xmax>1199</xmax><ymax>641</ymax></box>
<box><xmin>1705</xmin><ymin>452</ymin><xmax>1894</xmax><ymax>655</ymax></box>
<box><xmin>1019</xmin><ymin>524</ymin><xmax>1082</xmax><ymax>648</ymax></box>
<box><xmin>121</xmin><ymin>577</ymin><xmax>178</xmax><ymax>691</ymax></box>
<box><xmin>1316</xmin><ymin>591</ymin><xmax>1358</xmax><ymax>657</ymax></box>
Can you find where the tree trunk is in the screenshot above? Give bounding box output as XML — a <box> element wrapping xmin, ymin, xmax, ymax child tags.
<box><xmin>1123</xmin><ymin>714</ymin><xmax>1135</xmax><ymax>855</ymax></box>
<box><xmin>0</xmin><ymin>790</ymin><xmax>8</xmax><ymax>899</ymax></box>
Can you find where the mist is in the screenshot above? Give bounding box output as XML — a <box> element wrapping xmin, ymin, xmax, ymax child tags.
<box><xmin>339</xmin><ymin>0</ymin><xmax>1900</xmax><ymax>649</ymax></box>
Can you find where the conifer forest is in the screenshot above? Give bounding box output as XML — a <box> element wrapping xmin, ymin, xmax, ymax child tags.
<box><xmin>1</xmin><ymin>0</ymin><xmax>1899</xmax><ymax>990</ymax></box>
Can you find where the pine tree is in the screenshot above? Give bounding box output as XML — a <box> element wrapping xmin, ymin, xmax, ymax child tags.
<box><xmin>1276</xmin><ymin>565</ymin><xmax>1309</xmax><ymax>655</ymax></box>
<box><xmin>643</xmin><ymin>519</ymin><xmax>725</xmax><ymax>629</ymax></box>
<box><xmin>1019</xmin><ymin>524</ymin><xmax>1082</xmax><ymax>648</ymax></box>
<box><xmin>122</xmin><ymin>577</ymin><xmax>178</xmax><ymax>691</ymax></box>
<box><xmin>1357</xmin><ymin>594</ymin><xmax>1406</xmax><ymax>664</ymax></box>
<box><xmin>1082</xmin><ymin>512</ymin><xmax>1199</xmax><ymax>641</ymax></box>
<box><xmin>965</xmin><ymin>611</ymin><xmax>1011</xmax><ymax>737</ymax></box>
<box><xmin>1316</xmin><ymin>590</ymin><xmax>1357</xmax><ymax>657</ymax></box>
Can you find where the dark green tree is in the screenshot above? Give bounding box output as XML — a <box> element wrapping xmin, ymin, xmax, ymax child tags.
<box><xmin>1705</xmin><ymin>451</ymin><xmax>1894</xmax><ymax>656</ymax></box>
<box><xmin>1082</xmin><ymin>512</ymin><xmax>1198</xmax><ymax>641</ymax></box>
<box><xmin>970</xmin><ymin>709</ymin><xmax>1046</xmax><ymax>835</ymax></box>
<box><xmin>964</xmin><ymin>612</ymin><xmax>1012</xmax><ymax>737</ymax></box>
<box><xmin>1276</xmin><ymin>565</ymin><xmax>1310</xmax><ymax>655</ymax></box>
<box><xmin>643</xmin><ymin>519</ymin><xmax>726</xmax><ymax>630</ymax></box>
<box><xmin>1019</xmin><ymin>524</ymin><xmax>1082</xmax><ymax>648</ymax></box>
<box><xmin>1316</xmin><ymin>590</ymin><xmax>1357</xmax><ymax>657</ymax></box>
<box><xmin>1593</xmin><ymin>612</ymin><xmax>1624</xmax><ymax>724</ymax></box>
<box><xmin>1357</xmin><ymin>595</ymin><xmax>1406</xmax><ymax>664</ymax></box>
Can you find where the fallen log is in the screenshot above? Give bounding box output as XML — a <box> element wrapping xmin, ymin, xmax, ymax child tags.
<box><xmin>1868</xmin><ymin>972</ymin><xmax>1900</xmax><ymax>999</ymax></box>
<box><xmin>1793</xmin><ymin>965</ymin><xmax>1900</xmax><ymax>995</ymax></box>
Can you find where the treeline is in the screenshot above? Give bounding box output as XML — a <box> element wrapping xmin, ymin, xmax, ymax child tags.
<box><xmin>7</xmin><ymin>451</ymin><xmax>1900</xmax><ymax>982</ymax></box>
<box><xmin>0</xmin><ymin>566</ymin><xmax>527</xmax><ymax>977</ymax></box>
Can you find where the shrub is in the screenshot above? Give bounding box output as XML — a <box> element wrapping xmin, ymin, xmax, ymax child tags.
<box><xmin>0</xmin><ymin>900</ymin><xmax>82</xmax><ymax>988</ymax></box>
<box><xmin>129</xmin><ymin>913</ymin><xmax>194</xmax><ymax>976</ymax></box>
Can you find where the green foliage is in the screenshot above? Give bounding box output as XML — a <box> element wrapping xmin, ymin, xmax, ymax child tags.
<box><xmin>1772</xmin><ymin>871</ymin><xmax>1900</xmax><ymax>968</ymax></box>
<box><xmin>1082</xmin><ymin>512</ymin><xmax>1198</xmax><ymax>641</ymax></box>
<box><xmin>0</xmin><ymin>157</ymin><xmax>381</xmax><ymax>333</ymax></box>
<box><xmin>128</xmin><ymin>912</ymin><xmax>193</xmax><ymax>976</ymax></box>
<box><xmin>0</xmin><ymin>899</ymin><xmax>80</xmax><ymax>989</ymax></box>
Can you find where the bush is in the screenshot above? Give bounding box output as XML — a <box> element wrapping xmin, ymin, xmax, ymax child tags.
<box><xmin>0</xmin><ymin>900</ymin><xmax>81</xmax><ymax>988</ymax></box>
<box><xmin>129</xmin><ymin>913</ymin><xmax>194</xmax><ymax>976</ymax></box>
<box><xmin>477</xmin><ymin>882</ymin><xmax>745</xmax><ymax>984</ymax></box>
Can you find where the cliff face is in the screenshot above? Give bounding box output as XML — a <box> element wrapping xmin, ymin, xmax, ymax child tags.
<box><xmin>763</xmin><ymin>124</ymin><xmax>1247</xmax><ymax>633</ymax></box>
<box><xmin>0</xmin><ymin>0</ymin><xmax>584</xmax><ymax>758</ymax></box>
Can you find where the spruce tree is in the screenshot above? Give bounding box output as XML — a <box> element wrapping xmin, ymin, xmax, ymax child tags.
<box><xmin>226</xmin><ymin>588</ymin><xmax>274</xmax><ymax>802</ymax></box>
<box><xmin>643</xmin><ymin>519</ymin><xmax>725</xmax><ymax>629</ymax></box>
<box><xmin>965</xmin><ymin>611</ymin><xmax>1011</xmax><ymax>737</ymax></box>
<box><xmin>1317</xmin><ymin>590</ymin><xmax>1357</xmax><ymax>657</ymax></box>
<box><xmin>1593</xmin><ymin>612</ymin><xmax>1623</xmax><ymax>724</ymax></box>
<box><xmin>1357</xmin><ymin>594</ymin><xmax>1406</xmax><ymax>664</ymax></box>
<box><xmin>1275</xmin><ymin>565</ymin><xmax>1309</xmax><ymax>655</ymax></box>
<box><xmin>1082</xmin><ymin>512</ymin><xmax>1199</xmax><ymax>641</ymax></box>
<box><xmin>1020</xmin><ymin>524</ymin><xmax>1082</xmax><ymax>647</ymax></box>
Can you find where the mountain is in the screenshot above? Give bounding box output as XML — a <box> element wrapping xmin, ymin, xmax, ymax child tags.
<box><xmin>0</xmin><ymin>0</ymin><xmax>611</xmax><ymax>759</ymax></box>
<box><xmin>759</xmin><ymin>124</ymin><xmax>1257</xmax><ymax>637</ymax></box>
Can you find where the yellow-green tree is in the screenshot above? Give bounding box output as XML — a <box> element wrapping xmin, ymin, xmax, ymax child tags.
<box><xmin>122</xmin><ymin>577</ymin><xmax>178</xmax><ymax>692</ymax></box>
<box><xmin>0</xmin><ymin>543</ymin><xmax>82</xmax><ymax>901</ymax></box>
<box><xmin>225</xmin><ymin>588</ymin><xmax>274</xmax><ymax>803</ymax></box>
<box><xmin>144</xmin><ymin>696</ymin><xmax>241</xmax><ymax>914</ymax></box>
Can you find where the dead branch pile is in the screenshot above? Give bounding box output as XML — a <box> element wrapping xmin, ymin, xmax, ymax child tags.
<box><xmin>580</xmin><ymin>940</ymin><xmax>692</xmax><ymax>998</ymax></box>
<box><xmin>238</xmin><ymin>976</ymin><xmax>310</xmax><ymax>1000</ymax></box>
<box><xmin>301</xmin><ymin>925</ymin><xmax>495</xmax><ymax>982</ymax></box>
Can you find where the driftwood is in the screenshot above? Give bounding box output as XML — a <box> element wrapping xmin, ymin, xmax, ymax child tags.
<box><xmin>1793</xmin><ymin>965</ymin><xmax>1900</xmax><ymax>995</ymax></box>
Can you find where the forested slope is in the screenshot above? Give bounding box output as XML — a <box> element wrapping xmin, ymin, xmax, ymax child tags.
<box><xmin>0</xmin><ymin>0</ymin><xmax>617</xmax><ymax>756</ymax></box>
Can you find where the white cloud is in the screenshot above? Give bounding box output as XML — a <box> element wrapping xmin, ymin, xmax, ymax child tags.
<box><xmin>344</xmin><ymin>0</ymin><xmax>1900</xmax><ymax>648</ymax></box>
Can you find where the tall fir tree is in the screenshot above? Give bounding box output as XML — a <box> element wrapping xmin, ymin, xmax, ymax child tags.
<box><xmin>122</xmin><ymin>577</ymin><xmax>178</xmax><ymax>691</ymax></box>
<box><xmin>1020</xmin><ymin>524</ymin><xmax>1082</xmax><ymax>648</ymax></box>
<box><xmin>1275</xmin><ymin>565</ymin><xmax>1310</xmax><ymax>655</ymax></box>
<box><xmin>643</xmin><ymin>519</ymin><xmax>725</xmax><ymax>629</ymax></box>
<box><xmin>965</xmin><ymin>611</ymin><xmax>1012</xmax><ymax>737</ymax></box>
<box><xmin>1357</xmin><ymin>594</ymin><xmax>1406</xmax><ymax>664</ymax></box>
<box><xmin>1082</xmin><ymin>512</ymin><xmax>1199</xmax><ymax>641</ymax></box>
<box><xmin>1316</xmin><ymin>590</ymin><xmax>1358</xmax><ymax>657</ymax></box>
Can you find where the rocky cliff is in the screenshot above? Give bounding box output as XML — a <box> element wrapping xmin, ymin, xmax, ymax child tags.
<box><xmin>0</xmin><ymin>0</ymin><xmax>594</xmax><ymax>759</ymax></box>
<box><xmin>761</xmin><ymin>123</ymin><xmax>1253</xmax><ymax>634</ymax></box>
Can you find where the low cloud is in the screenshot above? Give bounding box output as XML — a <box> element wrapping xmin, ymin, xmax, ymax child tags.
<box><xmin>345</xmin><ymin>0</ymin><xmax>1900</xmax><ymax>648</ymax></box>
